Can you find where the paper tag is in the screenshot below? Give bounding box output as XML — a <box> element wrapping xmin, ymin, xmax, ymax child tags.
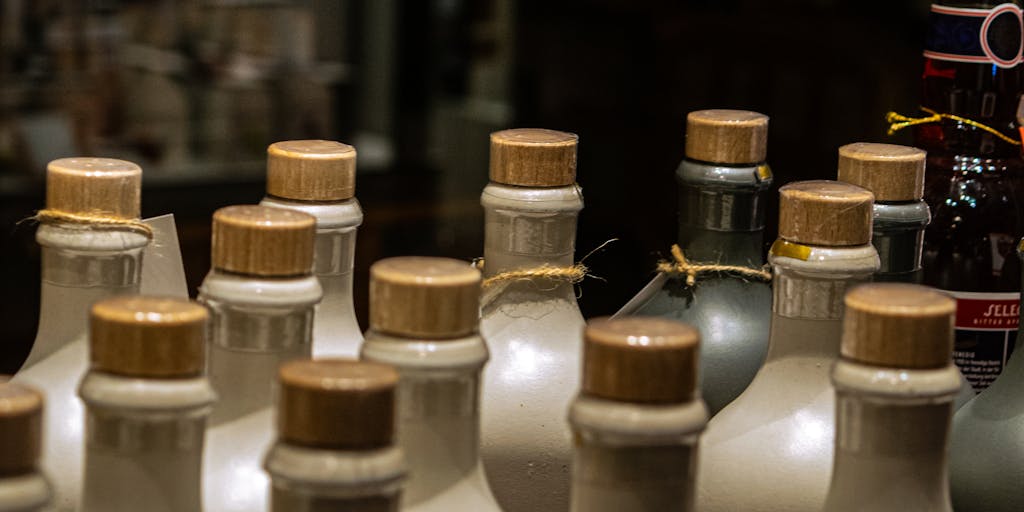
<box><xmin>140</xmin><ymin>214</ymin><xmax>189</xmax><ymax>298</ymax></box>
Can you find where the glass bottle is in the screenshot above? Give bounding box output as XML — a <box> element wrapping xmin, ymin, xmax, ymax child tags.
<box><xmin>0</xmin><ymin>382</ymin><xmax>52</xmax><ymax>512</ymax></box>
<box><xmin>200</xmin><ymin>205</ymin><xmax>322</xmax><ymax>512</ymax></box>
<box><xmin>915</xmin><ymin>1</ymin><xmax>1024</xmax><ymax>391</ymax></box>
<box><xmin>361</xmin><ymin>257</ymin><xmax>502</xmax><ymax>511</ymax></box>
<box><xmin>79</xmin><ymin>296</ymin><xmax>216</xmax><ymax>512</ymax></box>
<box><xmin>260</xmin><ymin>140</ymin><xmax>364</xmax><ymax>358</ymax></box>
<box><xmin>617</xmin><ymin>109</ymin><xmax>772</xmax><ymax>415</ymax></box>
<box><xmin>569</xmin><ymin>317</ymin><xmax>707</xmax><ymax>512</ymax></box>
<box><xmin>479</xmin><ymin>128</ymin><xmax>583</xmax><ymax>512</ymax></box>
<box><xmin>264</xmin><ymin>359</ymin><xmax>407</xmax><ymax>512</ymax></box>
<box><xmin>14</xmin><ymin>158</ymin><xmax>148</xmax><ymax>512</ymax></box>
<box><xmin>949</xmin><ymin>240</ymin><xmax>1024</xmax><ymax>511</ymax></box>
<box><xmin>822</xmin><ymin>284</ymin><xmax>959</xmax><ymax>512</ymax></box>
<box><xmin>696</xmin><ymin>181</ymin><xmax>879</xmax><ymax>512</ymax></box>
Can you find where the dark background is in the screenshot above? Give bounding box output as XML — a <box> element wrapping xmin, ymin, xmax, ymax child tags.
<box><xmin>0</xmin><ymin>0</ymin><xmax>926</xmax><ymax>372</ymax></box>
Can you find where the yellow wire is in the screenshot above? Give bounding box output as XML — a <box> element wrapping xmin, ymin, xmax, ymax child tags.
<box><xmin>886</xmin><ymin>107</ymin><xmax>1021</xmax><ymax>146</ymax></box>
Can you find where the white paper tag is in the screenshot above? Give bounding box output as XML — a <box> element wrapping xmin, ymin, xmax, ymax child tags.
<box><xmin>141</xmin><ymin>214</ymin><xmax>189</xmax><ymax>298</ymax></box>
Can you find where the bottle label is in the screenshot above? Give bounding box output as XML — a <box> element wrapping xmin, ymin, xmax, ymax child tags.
<box><xmin>925</xmin><ymin>4</ymin><xmax>1023</xmax><ymax>68</ymax></box>
<box><xmin>945</xmin><ymin>290</ymin><xmax>1019</xmax><ymax>391</ymax></box>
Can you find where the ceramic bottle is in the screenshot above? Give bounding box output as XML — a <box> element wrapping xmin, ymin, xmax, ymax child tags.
<box><xmin>361</xmin><ymin>256</ymin><xmax>502</xmax><ymax>511</ymax></box>
<box><xmin>696</xmin><ymin>180</ymin><xmax>879</xmax><ymax>512</ymax></box>
<box><xmin>617</xmin><ymin>109</ymin><xmax>772</xmax><ymax>415</ymax></box>
<box><xmin>264</xmin><ymin>359</ymin><xmax>407</xmax><ymax>512</ymax></box>
<box><xmin>0</xmin><ymin>382</ymin><xmax>51</xmax><ymax>512</ymax></box>
<box><xmin>479</xmin><ymin>128</ymin><xmax>584</xmax><ymax>512</ymax></box>
<box><xmin>79</xmin><ymin>296</ymin><xmax>216</xmax><ymax>512</ymax></box>
<box><xmin>950</xmin><ymin>240</ymin><xmax>1024</xmax><ymax>511</ymax></box>
<box><xmin>15</xmin><ymin>158</ymin><xmax>148</xmax><ymax>511</ymax></box>
<box><xmin>569</xmin><ymin>316</ymin><xmax>707</xmax><ymax>512</ymax></box>
<box><xmin>200</xmin><ymin>205</ymin><xmax>322</xmax><ymax>512</ymax></box>
<box><xmin>823</xmin><ymin>283</ymin><xmax>959</xmax><ymax>512</ymax></box>
<box><xmin>260</xmin><ymin>140</ymin><xmax>364</xmax><ymax>357</ymax></box>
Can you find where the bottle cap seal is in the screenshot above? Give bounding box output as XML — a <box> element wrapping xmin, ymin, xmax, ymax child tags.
<box><xmin>211</xmin><ymin>205</ymin><xmax>316</xmax><ymax>276</ymax></box>
<box><xmin>489</xmin><ymin>128</ymin><xmax>578</xmax><ymax>187</ymax></box>
<box><xmin>266</xmin><ymin>140</ymin><xmax>357</xmax><ymax>201</ymax></box>
<box><xmin>837</xmin><ymin>143</ymin><xmax>926</xmax><ymax>202</ymax></box>
<box><xmin>46</xmin><ymin>158</ymin><xmax>142</xmax><ymax>219</ymax></box>
<box><xmin>778</xmin><ymin>180</ymin><xmax>874</xmax><ymax>246</ymax></box>
<box><xmin>0</xmin><ymin>382</ymin><xmax>43</xmax><ymax>475</ymax></box>
<box><xmin>685</xmin><ymin>109</ymin><xmax>769</xmax><ymax>165</ymax></box>
<box><xmin>370</xmin><ymin>257</ymin><xmax>481</xmax><ymax>338</ymax></box>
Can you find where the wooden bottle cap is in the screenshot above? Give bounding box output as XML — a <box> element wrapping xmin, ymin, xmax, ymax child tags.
<box><xmin>842</xmin><ymin>284</ymin><xmax>955</xmax><ymax>369</ymax></box>
<box><xmin>278</xmin><ymin>359</ymin><xmax>398</xmax><ymax>449</ymax></box>
<box><xmin>211</xmin><ymin>205</ymin><xmax>316</xmax><ymax>277</ymax></box>
<box><xmin>837</xmin><ymin>143</ymin><xmax>926</xmax><ymax>202</ymax></box>
<box><xmin>90</xmin><ymin>296</ymin><xmax>208</xmax><ymax>378</ymax></box>
<box><xmin>778</xmin><ymin>180</ymin><xmax>874</xmax><ymax>246</ymax></box>
<box><xmin>370</xmin><ymin>256</ymin><xmax>481</xmax><ymax>338</ymax></box>
<box><xmin>489</xmin><ymin>128</ymin><xmax>578</xmax><ymax>187</ymax></box>
<box><xmin>266</xmin><ymin>140</ymin><xmax>357</xmax><ymax>201</ymax></box>
<box><xmin>0</xmin><ymin>382</ymin><xmax>43</xmax><ymax>475</ymax></box>
<box><xmin>685</xmin><ymin>109</ymin><xmax>769</xmax><ymax>165</ymax></box>
<box><xmin>46</xmin><ymin>157</ymin><xmax>142</xmax><ymax>219</ymax></box>
<box><xmin>582</xmin><ymin>317</ymin><xmax>700</xmax><ymax>404</ymax></box>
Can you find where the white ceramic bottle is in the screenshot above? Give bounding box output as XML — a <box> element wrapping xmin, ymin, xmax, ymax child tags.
<box><xmin>949</xmin><ymin>240</ymin><xmax>1024</xmax><ymax>512</ymax></box>
<box><xmin>200</xmin><ymin>205</ymin><xmax>322</xmax><ymax>512</ymax></box>
<box><xmin>822</xmin><ymin>283</ymin><xmax>959</xmax><ymax>512</ymax></box>
<box><xmin>479</xmin><ymin>128</ymin><xmax>583</xmax><ymax>512</ymax></box>
<box><xmin>260</xmin><ymin>140</ymin><xmax>364</xmax><ymax>357</ymax></box>
<box><xmin>569</xmin><ymin>316</ymin><xmax>707</xmax><ymax>512</ymax></box>
<box><xmin>696</xmin><ymin>180</ymin><xmax>879</xmax><ymax>512</ymax></box>
<box><xmin>14</xmin><ymin>158</ymin><xmax>148</xmax><ymax>511</ymax></box>
<box><xmin>0</xmin><ymin>382</ymin><xmax>52</xmax><ymax>512</ymax></box>
<box><xmin>361</xmin><ymin>256</ymin><xmax>502</xmax><ymax>512</ymax></box>
<box><xmin>264</xmin><ymin>359</ymin><xmax>407</xmax><ymax>512</ymax></box>
<box><xmin>617</xmin><ymin>110</ymin><xmax>773</xmax><ymax>415</ymax></box>
<box><xmin>79</xmin><ymin>296</ymin><xmax>216</xmax><ymax>512</ymax></box>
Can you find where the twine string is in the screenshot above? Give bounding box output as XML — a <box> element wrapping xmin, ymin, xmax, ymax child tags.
<box><xmin>474</xmin><ymin>238</ymin><xmax>617</xmax><ymax>289</ymax></box>
<box><xmin>657</xmin><ymin>244</ymin><xmax>771</xmax><ymax>287</ymax></box>
<box><xmin>886</xmin><ymin>107</ymin><xmax>1021</xmax><ymax>146</ymax></box>
<box><xmin>26</xmin><ymin>209</ymin><xmax>154</xmax><ymax>239</ymax></box>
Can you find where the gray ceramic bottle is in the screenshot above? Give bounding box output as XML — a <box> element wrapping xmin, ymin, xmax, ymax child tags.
<box><xmin>949</xmin><ymin>239</ymin><xmax>1024</xmax><ymax>512</ymax></box>
<box><xmin>617</xmin><ymin>109</ymin><xmax>772</xmax><ymax>415</ymax></box>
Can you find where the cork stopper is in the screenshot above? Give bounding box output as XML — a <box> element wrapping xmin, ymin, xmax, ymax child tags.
<box><xmin>778</xmin><ymin>180</ymin><xmax>874</xmax><ymax>246</ymax></box>
<box><xmin>489</xmin><ymin>128</ymin><xmax>578</xmax><ymax>187</ymax></box>
<box><xmin>370</xmin><ymin>257</ymin><xmax>481</xmax><ymax>338</ymax></box>
<box><xmin>90</xmin><ymin>296</ymin><xmax>208</xmax><ymax>378</ymax></box>
<box><xmin>582</xmin><ymin>317</ymin><xmax>700</xmax><ymax>404</ymax></box>
<box><xmin>277</xmin><ymin>359</ymin><xmax>398</xmax><ymax>449</ymax></box>
<box><xmin>0</xmin><ymin>382</ymin><xmax>43</xmax><ymax>475</ymax></box>
<box><xmin>266</xmin><ymin>140</ymin><xmax>357</xmax><ymax>201</ymax></box>
<box><xmin>842</xmin><ymin>283</ymin><xmax>956</xmax><ymax>369</ymax></box>
<box><xmin>685</xmin><ymin>109</ymin><xmax>769</xmax><ymax>165</ymax></box>
<box><xmin>46</xmin><ymin>157</ymin><xmax>142</xmax><ymax>219</ymax></box>
<box><xmin>837</xmin><ymin>143</ymin><xmax>926</xmax><ymax>202</ymax></box>
<box><xmin>211</xmin><ymin>205</ymin><xmax>316</xmax><ymax>277</ymax></box>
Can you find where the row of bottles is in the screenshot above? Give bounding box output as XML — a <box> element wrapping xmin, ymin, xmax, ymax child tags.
<box><xmin>3</xmin><ymin>107</ymin><xmax>1023</xmax><ymax>512</ymax></box>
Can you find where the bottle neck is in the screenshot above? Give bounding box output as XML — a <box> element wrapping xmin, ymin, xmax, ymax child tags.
<box><xmin>360</xmin><ymin>332</ymin><xmax>488</xmax><ymax>505</ymax></box>
<box><xmin>766</xmin><ymin>243</ymin><xmax>878</xmax><ymax>360</ymax></box>
<box><xmin>199</xmin><ymin>271</ymin><xmax>321</xmax><ymax>424</ymax></box>
<box><xmin>27</xmin><ymin>226</ymin><xmax>148</xmax><ymax>369</ymax></box>
<box><xmin>872</xmin><ymin>201</ymin><xmax>930</xmax><ymax>280</ymax></box>
<box><xmin>265</xmin><ymin>443</ymin><xmax>406</xmax><ymax>511</ymax></box>
<box><xmin>825</xmin><ymin>362</ymin><xmax>960</xmax><ymax>511</ymax></box>
<box><xmin>78</xmin><ymin>372</ymin><xmax>214</xmax><ymax>512</ymax></box>
<box><xmin>568</xmin><ymin>395</ymin><xmax>706</xmax><ymax>512</ymax></box>
<box><xmin>481</xmin><ymin>183</ymin><xmax>582</xmax><ymax>277</ymax></box>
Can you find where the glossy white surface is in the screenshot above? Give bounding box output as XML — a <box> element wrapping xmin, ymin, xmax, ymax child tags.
<box><xmin>361</xmin><ymin>332</ymin><xmax>501</xmax><ymax>512</ymax></box>
<box><xmin>696</xmin><ymin>244</ymin><xmax>878</xmax><ymax>512</ymax></box>
<box><xmin>264</xmin><ymin>443</ymin><xmax>406</xmax><ymax>511</ymax></box>
<box><xmin>479</xmin><ymin>182</ymin><xmax>584</xmax><ymax>512</ymax></box>
<box><xmin>0</xmin><ymin>473</ymin><xmax>52</xmax><ymax>512</ymax></box>
<box><xmin>824</xmin><ymin>361</ymin><xmax>959</xmax><ymax>512</ymax></box>
<box><xmin>200</xmin><ymin>271</ymin><xmax>321</xmax><ymax>512</ymax></box>
<box><xmin>78</xmin><ymin>373</ymin><xmax>215</xmax><ymax>512</ymax></box>
<box><xmin>261</xmin><ymin>196</ymin><xmax>364</xmax><ymax>358</ymax></box>
<box><xmin>570</xmin><ymin>396</ymin><xmax>707</xmax><ymax>512</ymax></box>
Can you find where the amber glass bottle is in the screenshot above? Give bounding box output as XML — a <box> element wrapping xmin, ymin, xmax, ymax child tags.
<box><xmin>915</xmin><ymin>1</ymin><xmax>1024</xmax><ymax>391</ymax></box>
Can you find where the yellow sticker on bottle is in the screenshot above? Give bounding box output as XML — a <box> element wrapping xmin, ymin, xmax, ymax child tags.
<box><xmin>770</xmin><ymin>239</ymin><xmax>812</xmax><ymax>261</ymax></box>
<box><xmin>756</xmin><ymin>164</ymin><xmax>772</xmax><ymax>181</ymax></box>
